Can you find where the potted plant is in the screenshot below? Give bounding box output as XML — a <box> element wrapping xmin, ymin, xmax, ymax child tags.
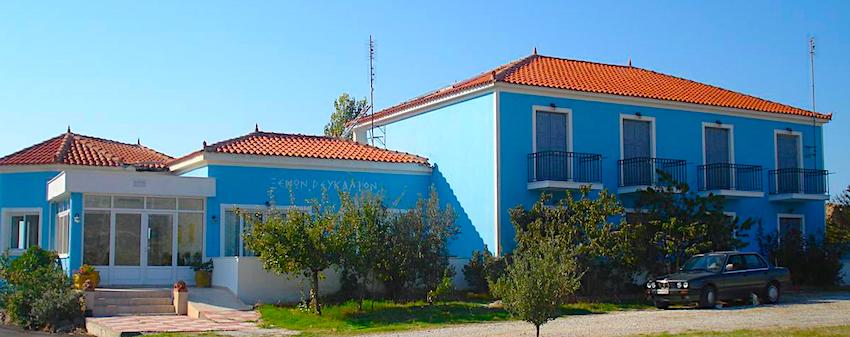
<box><xmin>192</xmin><ymin>259</ymin><xmax>214</xmax><ymax>288</ymax></box>
<box><xmin>73</xmin><ymin>264</ymin><xmax>100</xmax><ymax>290</ymax></box>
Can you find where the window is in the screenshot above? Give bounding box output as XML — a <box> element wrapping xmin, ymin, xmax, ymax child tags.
<box><xmin>113</xmin><ymin>196</ymin><xmax>144</xmax><ymax>209</ymax></box>
<box><xmin>146</xmin><ymin>197</ymin><xmax>177</xmax><ymax>210</ymax></box>
<box><xmin>743</xmin><ymin>254</ymin><xmax>767</xmax><ymax>270</ymax></box>
<box><xmin>725</xmin><ymin>254</ymin><xmax>747</xmax><ymax>272</ymax></box>
<box><xmin>223</xmin><ymin>208</ymin><xmax>265</xmax><ymax>257</ymax></box>
<box><xmin>533</xmin><ymin>107</ymin><xmax>572</xmax><ymax>181</ymax></box>
<box><xmin>177</xmin><ymin>213</ymin><xmax>203</xmax><ymax>266</ymax></box>
<box><xmin>778</xmin><ymin>214</ymin><xmax>804</xmax><ymax>244</ymax></box>
<box><xmin>3</xmin><ymin>210</ymin><xmax>40</xmax><ymax>252</ymax></box>
<box><xmin>83</xmin><ymin>211</ymin><xmax>110</xmax><ymax>265</ymax></box>
<box><xmin>703</xmin><ymin>124</ymin><xmax>734</xmax><ymax>190</ymax></box>
<box><xmin>55</xmin><ymin>212</ymin><xmax>70</xmax><ymax>255</ymax></box>
<box><xmin>622</xmin><ymin>117</ymin><xmax>653</xmax><ymax>159</ymax></box>
<box><xmin>620</xmin><ymin>115</ymin><xmax>655</xmax><ymax>187</ymax></box>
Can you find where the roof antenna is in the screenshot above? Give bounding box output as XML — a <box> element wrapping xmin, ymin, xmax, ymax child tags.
<box><xmin>366</xmin><ymin>35</ymin><xmax>386</xmax><ymax>148</ymax></box>
<box><xmin>806</xmin><ymin>37</ymin><xmax>819</xmax><ymax>169</ymax></box>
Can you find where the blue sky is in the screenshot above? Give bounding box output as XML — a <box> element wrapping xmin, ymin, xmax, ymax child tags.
<box><xmin>0</xmin><ymin>1</ymin><xmax>848</xmax><ymax>194</ymax></box>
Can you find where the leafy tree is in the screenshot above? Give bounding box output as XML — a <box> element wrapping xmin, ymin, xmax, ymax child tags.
<box><xmin>243</xmin><ymin>200</ymin><xmax>343</xmax><ymax>315</ymax></box>
<box><xmin>758</xmin><ymin>226</ymin><xmax>846</xmax><ymax>286</ymax></box>
<box><xmin>508</xmin><ymin>187</ymin><xmax>634</xmax><ymax>297</ymax></box>
<box><xmin>491</xmin><ymin>237</ymin><xmax>581</xmax><ymax>337</ymax></box>
<box><xmin>337</xmin><ymin>191</ymin><xmax>389</xmax><ymax>311</ymax></box>
<box><xmin>324</xmin><ymin>93</ymin><xmax>369</xmax><ymax>140</ymax></box>
<box><xmin>632</xmin><ymin>173</ymin><xmax>752</xmax><ymax>274</ymax></box>
<box><xmin>827</xmin><ymin>186</ymin><xmax>850</xmax><ymax>245</ymax></box>
<box><xmin>462</xmin><ymin>247</ymin><xmax>508</xmax><ymax>294</ymax></box>
<box><xmin>376</xmin><ymin>187</ymin><xmax>458</xmax><ymax>301</ymax></box>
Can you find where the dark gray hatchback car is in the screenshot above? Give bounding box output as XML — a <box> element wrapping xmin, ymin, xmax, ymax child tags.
<box><xmin>646</xmin><ymin>251</ymin><xmax>790</xmax><ymax>309</ymax></box>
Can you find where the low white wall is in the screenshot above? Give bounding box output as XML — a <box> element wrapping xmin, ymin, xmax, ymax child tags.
<box><xmin>211</xmin><ymin>256</ymin><xmax>471</xmax><ymax>304</ymax></box>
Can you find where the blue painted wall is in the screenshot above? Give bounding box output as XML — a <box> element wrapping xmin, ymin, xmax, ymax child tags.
<box><xmin>381</xmin><ymin>93</ymin><xmax>494</xmax><ymax>258</ymax></box>
<box><xmin>0</xmin><ymin>171</ymin><xmax>59</xmax><ymax>250</ymax></box>
<box><xmin>201</xmin><ymin>164</ymin><xmax>432</xmax><ymax>258</ymax></box>
<box><xmin>497</xmin><ymin>91</ymin><xmax>826</xmax><ymax>253</ymax></box>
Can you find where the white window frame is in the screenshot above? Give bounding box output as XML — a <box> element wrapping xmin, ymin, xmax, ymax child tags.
<box><xmin>1</xmin><ymin>207</ymin><xmax>43</xmax><ymax>254</ymax></box>
<box><xmin>776</xmin><ymin>213</ymin><xmax>805</xmax><ymax>244</ymax></box>
<box><xmin>773</xmin><ymin>129</ymin><xmax>803</xmax><ymax>170</ymax></box>
<box><xmin>619</xmin><ymin>113</ymin><xmax>656</xmax><ymax>160</ymax></box>
<box><xmin>531</xmin><ymin>105</ymin><xmax>573</xmax><ymax>154</ymax></box>
<box><xmin>724</xmin><ymin>211</ymin><xmax>738</xmax><ymax>238</ymax></box>
<box><xmin>55</xmin><ymin>210</ymin><xmax>71</xmax><ymax>257</ymax></box>
<box><xmin>702</xmin><ymin>122</ymin><xmax>735</xmax><ymax>166</ymax></box>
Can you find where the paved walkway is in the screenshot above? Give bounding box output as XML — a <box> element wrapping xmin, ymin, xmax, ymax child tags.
<box><xmin>86</xmin><ymin>310</ymin><xmax>271</xmax><ymax>336</ymax></box>
<box><xmin>362</xmin><ymin>292</ymin><xmax>850</xmax><ymax>337</ymax></box>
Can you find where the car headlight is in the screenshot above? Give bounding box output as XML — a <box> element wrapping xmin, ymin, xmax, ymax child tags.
<box><xmin>676</xmin><ymin>282</ymin><xmax>682</xmax><ymax>289</ymax></box>
<box><xmin>682</xmin><ymin>282</ymin><xmax>689</xmax><ymax>289</ymax></box>
<box><xmin>646</xmin><ymin>281</ymin><xmax>654</xmax><ymax>289</ymax></box>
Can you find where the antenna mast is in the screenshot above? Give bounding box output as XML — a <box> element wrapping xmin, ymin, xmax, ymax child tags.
<box><xmin>806</xmin><ymin>37</ymin><xmax>818</xmax><ymax>169</ymax></box>
<box><xmin>367</xmin><ymin>35</ymin><xmax>386</xmax><ymax>147</ymax></box>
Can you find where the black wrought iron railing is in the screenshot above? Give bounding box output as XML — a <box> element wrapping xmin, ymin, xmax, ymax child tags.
<box><xmin>527</xmin><ymin>151</ymin><xmax>602</xmax><ymax>183</ymax></box>
<box><xmin>617</xmin><ymin>157</ymin><xmax>687</xmax><ymax>187</ymax></box>
<box><xmin>768</xmin><ymin>168</ymin><xmax>829</xmax><ymax>195</ymax></box>
<box><xmin>697</xmin><ymin>163</ymin><xmax>763</xmax><ymax>192</ymax></box>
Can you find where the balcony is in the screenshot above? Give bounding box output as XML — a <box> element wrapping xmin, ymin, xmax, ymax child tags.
<box><xmin>527</xmin><ymin>151</ymin><xmax>603</xmax><ymax>190</ymax></box>
<box><xmin>697</xmin><ymin>163</ymin><xmax>764</xmax><ymax>198</ymax></box>
<box><xmin>617</xmin><ymin>157</ymin><xmax>687</xmax><ymax>194</ymax></box>
<box><xmin>768</xmin><ymin>168</ymin><xmax>830</xmax><ymax>201</ymax></box>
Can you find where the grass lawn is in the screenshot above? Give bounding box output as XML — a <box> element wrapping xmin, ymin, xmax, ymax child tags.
<box><xmin>638</xmin><ymin>325</ymin><xmax>850</xmax><ymax>337</ymax></box>
<box><xmin>256</xmin><ymin>299</ymin><xmax>652</xmax><ymax>336</ymax></box>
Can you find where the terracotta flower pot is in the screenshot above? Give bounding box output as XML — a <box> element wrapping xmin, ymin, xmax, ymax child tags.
<box><xmin>195</xmin><ymin>270</ymin><xmax>212</xmax><ymax>288</ymax></box>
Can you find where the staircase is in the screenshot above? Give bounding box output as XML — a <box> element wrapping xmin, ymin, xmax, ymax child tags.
<box><xmin>89</xmin><ymin>289</ymin><xmax>175</xmax><ymax>317</ymax></box>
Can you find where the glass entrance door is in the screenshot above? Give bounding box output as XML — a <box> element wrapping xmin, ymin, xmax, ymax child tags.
<box><xmin>145</xmin><ymin>213</ymin><xmax>176</xmax><ymax>284</ymax></box>
<box><xmin>111</xmin><ymin>213</ymin><xmax>143</xmax><ymax>285</ymax></box>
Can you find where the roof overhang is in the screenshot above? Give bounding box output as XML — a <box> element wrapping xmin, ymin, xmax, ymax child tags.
<box><xmin>350</xmin><ymin>82</ymin><xmax>830</xmax><ymax>131</ymax></box>
<box><xmin>169</xmin><ymin>152</ymin><xmax>432</xmax><ymax>176</ymax></box>
<box><xmin>47</xmin><ymin>170</ymin><xmax>216</xmax><ymax>201</ymax></box>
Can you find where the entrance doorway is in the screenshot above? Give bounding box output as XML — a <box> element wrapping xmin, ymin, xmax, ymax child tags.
<box><xmin>82</xmin><ymin>195</ymin><xmax>205</xmax><ymax>286</ymax></box>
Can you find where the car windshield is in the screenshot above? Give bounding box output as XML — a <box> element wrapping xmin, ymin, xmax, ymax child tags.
<box><xmin>681</xmin><ymin>255</ymin><xmax>725</xmax><ymax>273</ymax></box>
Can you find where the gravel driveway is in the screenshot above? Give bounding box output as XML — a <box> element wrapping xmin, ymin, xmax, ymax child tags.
<box><xmin>363</xmin><ymin>292</ymin><xmax>850</xmax><ymax>337</ymax></box>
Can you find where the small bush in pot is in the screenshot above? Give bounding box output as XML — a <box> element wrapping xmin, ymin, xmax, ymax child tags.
<box><xmin>192</xmin><ymin>259</ymin><xmax>214</xmax><ymax>288</ymax></box>
<box><xmin>72</xmin><ymin>264</ymin><xmax>100</xmax><ymax>290</ymax></box>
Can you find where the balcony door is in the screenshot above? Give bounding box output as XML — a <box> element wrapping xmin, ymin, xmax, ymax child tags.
<box><xmin>704</xmin><ymin>126</ymin><xmax>732</xmax><ymax>189</ymax></box>
<box><xmin>776</xmin><ymin>132</ymin><xmax>801</xmax><ymax>193</ymax></box>
<box><xmin>534</xmin><ymin>110</ymin><xmax>570</xmax><ymax>181</ymax></box>
<box><xmin>622</xmin><ymin>117</ymin><xmax>654</xmax><ymax>186</ymax></box>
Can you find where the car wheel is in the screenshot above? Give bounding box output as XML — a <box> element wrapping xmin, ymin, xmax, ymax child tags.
<box><xmin>763</xmin><ymin>282</ymin><xmax>780</xmax><ymax>304</ymax></box>
<box><xmin>699</xmin><ymin>285</ymin><xmax>717</xmax><ymax>309</ymax></box>
<box><xmin>654</xmin><ymin>300</ymin><xmax>669</xmax><ymax>310</ymax></box>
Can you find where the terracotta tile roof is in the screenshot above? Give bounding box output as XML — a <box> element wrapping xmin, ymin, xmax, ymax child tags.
<box><xmin>170</xmin><ymin>131</ymin><xmax>429</xmax><ymax>166</ymax></box>
<box><xmin>354</xmin><ymin>54</ymin><xmax>831</xmax><ymax>124</ymax></box>
<box><xmin>0</xmin><ymin>131</ymin><xmax>173</xmax><ymax>170</ymax></box>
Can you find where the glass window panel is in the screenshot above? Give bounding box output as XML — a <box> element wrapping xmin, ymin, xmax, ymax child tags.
<box><xmin>56</xmin><ymin>213</ymin><xmax>69</xmax><ymax>255</ymax></box>
<box><xmin>113</xmin><ymin>196</ymin><xmax>144</xmax><ymax>209</ymax></box>
<box><xmin>83</xmin><ymin>212</ymin><xmax>110</xmax><ymax>265</ymax></box>
<box><xmin>85</xmin><ymin>195</ymin><xmax>111</xmax><ymax>208</ymax></box>
<box><xmin>779</xmin><ymin>217</ymin><xmax>803</xmax><ymax>238</ymax></box>
<box><xmin>223</xmin><ymin>211</ymin><xmax>239</xmax><ymax>256</ymax></box>
<box><xmin>146</xmin><ymin>197</ymin><xmax>177</xmax><ymax>210</ymax></box>
<box><xmin>147</xmin><ymin>214</ymin><xmax>173</xmax><ymax>266</ymax></box>
<box><xmin>535</xmin><ymin>111</ymin><xmax>568</xmax><ymax>152</ymax></box>
<box><xmin>114</xmin><ymin>213</ymin><xmax>141</xmax><ymax>266</ymax></box>
<box><xmin>9</xmin><ymin>214</ymin><xmax>38</xmax><ymax>250</ymax></box>
<box><xmin>179</xmin><ymin>198</ymin><xmax>204</xmax><ymax>211</ymax></box>
<box><xmin>177</xmin><ymin>213</ymin><xmax>203</xmax><ymax>266</ymax></box>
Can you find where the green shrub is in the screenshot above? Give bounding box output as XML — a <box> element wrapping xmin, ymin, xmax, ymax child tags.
<box><xmin>0</xmin><ymin>246</ymin><xmax>83</xmax><ymax>331</ymax></box>
<box><xmin>462</xmin><ymin>248</ymin><xmax>507</xmax><ymax>294</ymax></box>
<box><xmin>758</xmin><ymin>227</ymin><xmax>846</xmax><ymax>287</ymax></box>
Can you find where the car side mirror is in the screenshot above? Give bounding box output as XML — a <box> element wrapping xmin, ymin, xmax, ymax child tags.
<box><xmin>725</xmin><ymin>263</ymin><xmax>735</xmax><ymax>271</ymax></box>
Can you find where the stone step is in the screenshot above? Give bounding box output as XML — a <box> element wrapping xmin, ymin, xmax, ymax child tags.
<box><xmin>92</xmin><ymin>304</ymin><xmax>175</xmax><ymax>317</ymax></box>
<box><xmin>95</xmin><ymin>297</ymin><xmax>173</xmax><ymax>306</ymax></box>
<box><xmin>93</xmin><ymin>290</ymin><xmax>172</xmax><ymax>299</ymax></box>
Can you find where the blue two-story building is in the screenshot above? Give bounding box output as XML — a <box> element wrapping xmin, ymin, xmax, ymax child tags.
<box><xmin>0</xmin><ymin>52</ymin><xmax>837</xmax><ymax>300</ymax></box>
<box><xmin>350</xmin><ymin>52</ymin><xmax>832</xmax><ymax>256</ymax></box>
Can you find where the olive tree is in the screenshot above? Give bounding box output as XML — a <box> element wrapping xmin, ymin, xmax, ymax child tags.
<box><xmin>337</xmin><ymin>191</ymin><xmax>388</xmax><ymax>311</ymax></box>
<box><xmin>243</xmin><ymin>201</ymin><xmax>343</xmax><ymax>315</ymax></box>
<box><xmin>491</xmin><ymin>237</ymin><xmax>581</xmax><ymax>337</ymax></box>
